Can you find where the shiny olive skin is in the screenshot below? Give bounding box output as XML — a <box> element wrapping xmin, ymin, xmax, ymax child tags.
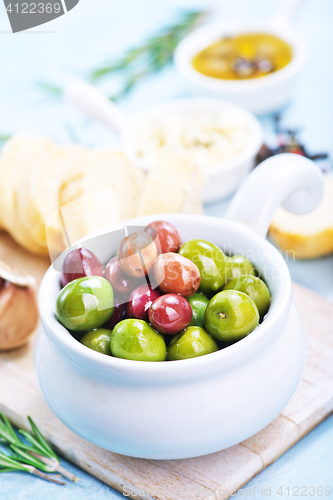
<box><xmin>153</xmin><ymin>253</ymin><xmax>200</xmax><ymax>297</ymax></box>
<box><xmin>187</xmin><ymin>293</ymin><xmax>209</xmax><ymax>329</ymax></box>
<box><xmin>104</xmin><ymin>256</ymin><xmax>141</xmax><ymax>298</ymax></box>
<box><xmin>224</xmin><ymin>275</ymin><xmax>271</xmax><ymax>317</ymax></box>
<box><xmin>145</xmin><ymin>220</ymin><xmax>181</xmax><ymax>254</ymax></box>
<box><xmin>205</xmin><ymin>290</ymin><xmax>259</xmax><ymax>343</ymax></box>
<box><xmin>56</xmin><ymin>276</ymin><xmax>114</xmax><ymax>332</ymax></box>
<box><xmin>167</xmin><ymin>326</ymin><xmax>218</xmax><ymax>361</ymax></box>
<box><xmin>61</xmin><ymin>248</ymin><xmax>103</xmax><ymax>287</ymax></box>
<box><xmin>127</xmin><ymin>285</ymin><xmax>161</xmax><ymax>321</ymax></box>
<box><xmin>179</xmin><ymin>239</ymin><xmax>228</xmax><ymax>296</ymax></box>
<box><xmin>80</xmin><ymin>328</ymin><xmax>112</xmax><ymax>355</ymax></box>
<box><xmin>149</xmin><ymin>294</ymin><xmax>192</xmax><ymax>335</ymax></box>
<box><xmin>118</xmin><ymin>231</ymin><xmax>158</xmax><ymax>278</ymax></box>
<box><xmin>110</xmin><ymin>319</ymin><xmax>166</xmax><ymax>361</ymax></box>
<box><xmin>226</xmin><ymin>255</ymin><xmax>255</xmax><ymax>282</ymax></box>
<box><xmin>105</xmin><ymin>302</ymin><xmax>127</xmax><ymax>330</ymax></box>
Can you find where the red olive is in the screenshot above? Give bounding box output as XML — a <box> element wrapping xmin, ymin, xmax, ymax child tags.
<box><xmin>105</xmin><ymin>302</ymin><xmax>127</xmax><ymax>330</ymax></box>
<box><xmin>127</xmin><ymin>284</ymin><xmax>161</xmax><ymax>321</ymax></box>
<box><xmin>149</xmin><ymin>294</ymin><xmax>192</xmax><ymax>334</ymax></box>
<box><xmin>153</xmin><ymin>253</ymin><xmax>200</xmax><ymax>297</ymax></box>
<box><xmin>61</xmin><ymin>248</ymin><xmax>103</xmax><ymax>287</ymax></box>
<box><xmin>118</xmin><ymin>231</ymin><xmax>158</xmax><ymax>278</ymax></box>
<box><xmin>145</xmin><ymin>220</ymin><xmax>181</xmax><ymax>254</ymax></box>
<box><xmin>104</xmin><ymin>256</ymin><xmax>140</xmax><ymax>298</ymax></box>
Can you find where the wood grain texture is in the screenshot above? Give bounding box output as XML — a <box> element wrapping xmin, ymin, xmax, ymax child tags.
<box><xmin>0</xmin><ymin>236</ymin><xmax>332</xmax><ymax>500</ymax></box>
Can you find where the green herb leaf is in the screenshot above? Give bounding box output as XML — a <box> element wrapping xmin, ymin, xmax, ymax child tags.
<box><xmin>0</xmin><ymin>451</ymin><xmax>66</xmax><ymax>485</ymax></box>
<box><xmin>0</xmin><ymin>452</ymin><xmax>29</xmax><ymax>472</ymax></box>
<box><xmin>18</xmin><ymin>430</ymin><xmax>55</xmax><ymax>460</ymax></box>
<box><xmin>0</xmin><ymin>135</ymin><xmax>11</xmax><ymax>143</ymax></box>
<box><xmin>0</xmin><ymin>412</ymin><xmax>21</xmax><ymax>445</ymax></box>
<box><xmin>27</xmin><ymin>416</ymin><xmax>59</xmax><ymax>462</ymax></box>
<box><xmin>0</xmin><ymin>413</ymin><xmax>77</xmax><ymax>482</ymax></box>
<box><xmin>0</xmin><ymin>467</ymin><xmax>23</xmax><ymax>473</ymax></box>
<box><xmin>36</xmin><ymin>81</ymin><xmax>62</xmax><ymax>97</ymax></box>
<box><xmin>10</xmin><ymin>445</ymin><xmax>52</xmax><ymax>472</ymax></box>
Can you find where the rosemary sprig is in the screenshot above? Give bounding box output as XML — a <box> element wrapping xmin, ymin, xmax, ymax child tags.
<box><xmin>10</xmin><ymin>445</ymin><xmax>59</xmax><ymax>473</ymax></box>
<box><xmin>36</xmin><ymin>82</ymin><xmax>62</xmax><ymax>97</ymax></box>
<box><xmin>0</xmin><ymin>412</ymin><xmax>78</xmax><ymax>483</ymax></box>
<box><xmin>25</xmin><ymin>416</ymin><xmax>59</xmax><ymax>461</ymax></box>
<box><xmin>0</xmin><ymin>134</ymin><xmax>11</xmax><ymax>144</ymax></box>
<box><xmin>38</xmin><ymin>9</ymin><xmax>207</xmax><ymax>102</ymax></box>
<box><xmin>90</xmin><ymin>9</ymin><xmax>207</xmax><ymax>100</ymax></box>
<box><xmin>0</xmin><ymin>451</ymin><xmax>65</xmax><ymax>485</ymax></box>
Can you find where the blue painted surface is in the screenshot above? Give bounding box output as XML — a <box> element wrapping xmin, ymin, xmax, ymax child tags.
<box><xmin>0</xmin><ymin>0</ymin><xmax>332</xmax><ymax>497</ymax></box>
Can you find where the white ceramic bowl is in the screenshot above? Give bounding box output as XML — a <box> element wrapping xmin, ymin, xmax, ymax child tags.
<box><xmin>36</xmin><ymin>154</ymin><xmax>323</xmax><ymax>460</ymax></box>
<box><xmin>123</xmin><ymin>98</ymin><xmax>263</xmax><ymax>203</ymax></box>
<box><xmin>65</xmin><ymin>81</ymin><xmax>263</xmax><ymax>203</ymax></box>
<box><xmin>174</xmin><ymin>19</ymin><xmax>308</xmax><ymax>114</ymax></box>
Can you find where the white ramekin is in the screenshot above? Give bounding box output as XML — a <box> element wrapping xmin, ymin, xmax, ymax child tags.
<box><xmin>36</xmin><ymin>154</ymin><xmax>323</xmax><ymax>459</ymax></box>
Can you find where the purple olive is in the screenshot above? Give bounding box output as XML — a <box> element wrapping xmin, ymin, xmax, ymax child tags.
<box><xmin>61</xmin><ymin>248</ymin><xmax>103</xmax><ymax>287</ymax></box>
<box><xmin>127</xmin><ymin>285</ymin><xmax>161</xmax><ymax>321</ymax></box>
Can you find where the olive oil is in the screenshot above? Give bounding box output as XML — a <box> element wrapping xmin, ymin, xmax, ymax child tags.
<box><xmin>192</xmin><ymin>33</ymin><xmax>293</xmax><ymax>80</ymax></box>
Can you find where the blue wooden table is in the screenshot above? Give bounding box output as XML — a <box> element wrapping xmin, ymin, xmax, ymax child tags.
<box><xmin>1</xmin><ymin>0</ymin><xmax>333</xmax><ymax>497</ymax></box>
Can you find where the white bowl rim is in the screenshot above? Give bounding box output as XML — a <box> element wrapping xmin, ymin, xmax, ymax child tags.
<box><xmin>174</xmin><ymin>19</ymin><xmax>308</xmax><ymax>93</ymax></box>
<box><xmin>39</xmin><ymin>214</ymin><xmax>292</xmax><ymax>381</ymax></box>
<box><xmin>121</xmin><ymin>97</ymin><xmax>263</xmax><ymax>175</ymax></box>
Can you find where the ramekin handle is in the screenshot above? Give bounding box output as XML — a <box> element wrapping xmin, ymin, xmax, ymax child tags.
<box><xmin>64</xmin><ymin>79</ymin><xmax>128</xmax><ymax>134</ymax></box>
<box><xmin>225</xmin><ymin>153</ymin><xmax>324</xmax><ymax>238</ymax></box>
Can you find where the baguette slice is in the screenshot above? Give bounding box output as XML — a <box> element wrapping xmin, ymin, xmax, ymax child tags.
<box><xmin>269</xmin><ymin>175</ymin><xmax>333</xmax><ymax>259</ymax></box>
<box><xmin>136</xmin><ymin>150</ymin><xmax>205</xmax><ymax>216</ymax></box>
<box><xmin>19</xmin><ymin>144</ymin><xmax>92</xmax><ymax>255</ymax></box>
<box><xmin>57</xmin><ymin>149</ymin><xmax>146</xmax><ymax>248</ymax></box>
<box><xmin>0</xmin><ymin>135</ymin><xmax>55</xmax><ymax>255</ymax></box>
<box><xmin>83</xmin><ymin>149</ymin><xmax>146</xmax><ymax>221</ymax></box>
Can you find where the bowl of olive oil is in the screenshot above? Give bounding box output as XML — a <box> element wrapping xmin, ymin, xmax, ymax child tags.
<box><xmin>174</xmin><ymin>20</ymin><xmax>307</xmax><ymax>114</ymax></box>
<box><xmin>192</xmin><ymin>32</ymin><xmax>293</xmax><ymax>81</ymax></box>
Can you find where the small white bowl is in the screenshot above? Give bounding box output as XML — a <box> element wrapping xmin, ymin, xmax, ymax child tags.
<box><xmin>36</xmin><ymin>154</ymin><xmax>323</xmax><ymax>460</ymax></box>
<box><xmin>174</xmin><ymin>20</ymin><xmax>308</xmax><ymax>114</ymax></box>
<box><xmin>64</xmin><ymin>81</ymin><xmax>263</xmax><ymax>203</ymax></box>
<box><xmin>123</xmin><ymin>98</ymin><xmax>263</xmax><ymax>204</ymax></box>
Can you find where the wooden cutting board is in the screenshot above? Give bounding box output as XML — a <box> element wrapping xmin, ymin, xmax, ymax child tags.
<box><xmin>0</xmin><ymin>233</ymin><xmax>333</xmax><ymax>500</ymax></box>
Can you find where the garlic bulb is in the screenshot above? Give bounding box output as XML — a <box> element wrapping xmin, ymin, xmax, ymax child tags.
<box><xmin>0</xmin><ymin>261</ymin><xmax>39</xmax><ymax>351</ymax></box>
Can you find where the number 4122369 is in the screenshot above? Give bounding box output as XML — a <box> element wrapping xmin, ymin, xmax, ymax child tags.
<box><xmin>6</xmin><ymin>3</ymin><xmax>61</xmax><ymax>14</ymax></box>
<box><xmin>277</xmin><ymin>486</ymin><xmax>331</xmax><ymax>496</ymax></box>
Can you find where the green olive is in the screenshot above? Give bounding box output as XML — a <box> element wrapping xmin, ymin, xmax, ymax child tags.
<box><xmin>167</xmin><ymin>326</ymin><xmax>218</xmax><ymax>361</ymax></box>
<box><xmin>110</xmin><ymin>319</ymin><xmax>166</xmax><ymax>361</ymax></box>
<box><xmin>187</xmin><ymin>293</ymin><xmax>209</xmax><ymax>329</ymax></box>
<box><xmin>80</xmin><ymin>328</ymin><xmax>112</xmax><ymax>355</ymax></box>
<box><xmin>205</xmin><ymin>290</ymin><xmax>259</xmax><ymax>343</ymax></box>
<box><xmin>223</xmin><ymin>275</ymin><xmax>271</xmax><ymax>317</ymax></box>
<box><xmin>179</xmin><ymin>239</ymin><xmax>228</xmax><ymax>295</ymax></box>
<box><xmin>226</xmin><ymin>255</ymin><xmax>255</xmax><ymax>282</ymax></box>
<box><xmin>55</xmin><ymin>276</ymin><xmax>114</xmax><ymax>332</ymax></box>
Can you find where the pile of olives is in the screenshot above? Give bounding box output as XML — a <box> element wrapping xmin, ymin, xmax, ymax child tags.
<box><xmin>55</xmin><ymin>220</ymin><xmax>271</xmax><ymax>362</ymax></box>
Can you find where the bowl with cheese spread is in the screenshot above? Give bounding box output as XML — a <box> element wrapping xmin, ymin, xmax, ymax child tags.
<box><xmin>124</xmin><ymin>98</ymin><xmax>263</xmax><ymax>203</ymax></box>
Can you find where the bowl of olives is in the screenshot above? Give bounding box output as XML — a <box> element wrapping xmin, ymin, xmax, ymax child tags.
<box><xmin>36</xmin><ymin>154</ymin><xmax>323</xmax><ymax>459</ymax></box>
